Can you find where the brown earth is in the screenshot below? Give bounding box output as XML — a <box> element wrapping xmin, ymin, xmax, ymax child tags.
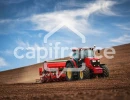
<box><xmin>0</xmin><ymin>43</ymin><xmax>130</xmax><ymax>100</ymax></box>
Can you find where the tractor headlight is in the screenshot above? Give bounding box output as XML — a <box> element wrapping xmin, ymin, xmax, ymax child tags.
<box><xmin>97</xmin><ymin>60</ymin><xmax>100</xmax><ymax>62</ymax></box>
<box><xmin>92</xmin><ymin>60</ymin><xmax>96</xmax><ymax>62</ymax></box>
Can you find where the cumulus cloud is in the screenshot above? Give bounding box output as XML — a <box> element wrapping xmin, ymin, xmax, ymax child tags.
<box><xmin>30</xmin><ymin>0</ymin><xmax>117</xmax><ymax>34</ymax></box>
<box><xmin>0</xmin><ymin>57</ymin><xmax>8</xmax><ymax>67</ymax></box>
<box><xmin>110</xmin><ymin>34</ymin><xmax>130</xmax><ymax>43</ymax></box>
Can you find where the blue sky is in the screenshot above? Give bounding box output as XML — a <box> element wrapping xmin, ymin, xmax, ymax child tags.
<box><xmin>0</xmin><ymin>0</ymin><xmax>130</xmax><ymax>71</ymax></box>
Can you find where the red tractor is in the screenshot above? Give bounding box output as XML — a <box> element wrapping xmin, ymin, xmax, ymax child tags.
<box><xmin>36</xmin><ymin>47</ymin><xmax>109</xmax><ymax>83</ymax></box>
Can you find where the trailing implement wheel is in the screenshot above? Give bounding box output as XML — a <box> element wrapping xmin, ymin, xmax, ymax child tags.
<box><xmin>66</xmin><ymin>63</ymin><xmax>74</xmax><ymax>81</ymax></box>
<box><xmin>101</xmin><ymin>65</ymin><xmax>109</xmax><ymax>77</ymax></box>
<box><xmin>78</xmin><ymin>67</ymin><xmax>90</xmax><ymax>80</ymax></box>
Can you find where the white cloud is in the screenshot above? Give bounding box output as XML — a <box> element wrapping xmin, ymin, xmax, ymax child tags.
<box><xmin>0</xmin><ymin>0</ymin><xmax>28</xmax><ymax>4</ymax></box>
<box><xmin>30</xmin><ymin>0</ymin><xmax>117</xmax><ymax>34</ymax></box>
<box><xmin>0</xmin><ymin>19</ymin><xmax>12</xmax><ymax>23</ymax></box>
<box><xmin>16</xmin><ymin>39</ymin><xmax>41</xmax><ymax>49</ymax></box>
<box><xmin>115</xmin><ymin>23</ymin><xmax>130</xmax><ymax>31</ymax></box>
<box><xmin>0</xmin><ymin>18</ymin><xmax>28</xmax><ymax>24</ymax></box>
<box><xmin>110</xmin><ymin>34</ymin><xmax>130</xmax><ymax>43</ymax></box>
<box><xmin>16</xmin><ymin>39</ymin><xmax>29</xmax><ymax>48</ymax></box>
<box><xmin>0</xmin><ymin>50</ymin><xmax>13</xmax><ymax>55</ymax></box>
<box><xmin>0</xmin><ymin>0</ymin><xmax>118</xmax><ymax>36</ymax></box>
<box><xmin>38</xmin><ymin>33</ymin><xmax>43</xmax><ymax>38</ymax></box>
<box><xmin>0</xmin><ymin>57</ymin><xmax>8</xmax><ymax>67</ymax></box>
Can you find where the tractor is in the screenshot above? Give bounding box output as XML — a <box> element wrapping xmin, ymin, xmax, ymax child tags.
<box><xmin>36</xmin><ymin>47</ymin><xmax>109</xmax><ymax>83</ymax></box>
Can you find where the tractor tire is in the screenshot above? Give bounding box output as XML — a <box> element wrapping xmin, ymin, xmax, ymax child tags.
<box><xmin>78</xmin><ymin>67</ymin><xmax>90</xmax><ymax>80</ymax></box>
<box><xmin>101</xmin><ymin>65</ymin><xmax>109</xmax><ymax>77</ymax></box>
<box><xmin>66</xmin><ymin>63</ymin><xmax>75</xmax><ymax>81</ymax></box>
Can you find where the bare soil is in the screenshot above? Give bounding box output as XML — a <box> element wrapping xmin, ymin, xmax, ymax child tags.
<box><xmin>0</xmin><ymin>43</ymin><xmax>130</xmax><ymax>100</ymax></box>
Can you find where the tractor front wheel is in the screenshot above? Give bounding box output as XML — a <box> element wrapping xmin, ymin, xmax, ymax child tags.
<box><xmin>101</xmin><ymin>65</ymin><xmax>109</xmax><ymax>77</ymax></box>
<box><xmin>78</xmin><ymin>67</ymin><xmax>90</xmax><ymax>80</ymax></box>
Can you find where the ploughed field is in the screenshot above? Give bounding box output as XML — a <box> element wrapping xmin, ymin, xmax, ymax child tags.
<box><xmin>0</xmin><ymin>44</ymin><xmax>130</xmax><ymax>100</ymax></box>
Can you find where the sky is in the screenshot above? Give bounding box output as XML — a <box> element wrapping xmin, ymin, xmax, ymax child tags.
<box><xmin>0</xmin><ymin>0</ymin><xmax>130</xmax><ymax>71</ymax></box>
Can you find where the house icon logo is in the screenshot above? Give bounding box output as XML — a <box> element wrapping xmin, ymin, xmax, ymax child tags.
<box><xmin>43</xmin><ymin>23</ymin><xmax>86</xmax><ymax>43</ymax></box>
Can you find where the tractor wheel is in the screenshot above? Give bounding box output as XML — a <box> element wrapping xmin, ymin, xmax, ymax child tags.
<box><xmin>66</xmin><ymin>63</ymin><xmax>75</xmax><ymax>81</ymax></box>
<box><xmin>101</xmin><ymin>65</ymin><xmax>109</xmax><ymax>77</ymax></box>
<box><xmin>78</xmin><ymin>67</ymin><xmax>90</xmax><ymax>80</ymax></box>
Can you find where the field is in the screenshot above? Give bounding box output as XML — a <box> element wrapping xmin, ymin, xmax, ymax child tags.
<box><xmin>0</xmin><ymin>43</ymin><xmax>130</xmax><ymax>100</ymax></box>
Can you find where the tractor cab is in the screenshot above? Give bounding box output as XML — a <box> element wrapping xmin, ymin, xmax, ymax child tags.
<box><xmin>72</xmin><ymin>48</ymin><xmax>95</xmax><ymax>59</ymax></box>
<box><xmin>72</xmin><ymin>48</ymin><xmax>100</xmax><ymax>68</ymax></box>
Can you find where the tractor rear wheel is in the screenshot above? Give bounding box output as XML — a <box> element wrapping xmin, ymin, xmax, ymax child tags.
<box><xmin>66</xmin><ymin>63</ymin><xmax>75</xmax><ymax>81</ymax></box>
<box><xmin>78</xmin><ymin>67</ymin><xmax>90</xmax><ymax>80</ymax></box>
<box><xmin>101</xmin><ymin>65</ymin><xmax>109</xmax><ymax>77</ymax></box>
